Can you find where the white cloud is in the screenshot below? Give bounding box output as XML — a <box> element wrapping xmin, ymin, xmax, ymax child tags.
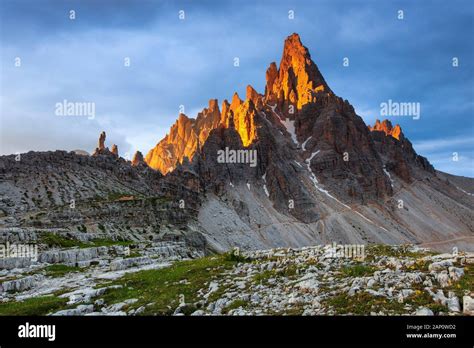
<box><xmin>412</xmin><ymin>137</ymin><xmax>473</xmax><ymax>153</ymax></box>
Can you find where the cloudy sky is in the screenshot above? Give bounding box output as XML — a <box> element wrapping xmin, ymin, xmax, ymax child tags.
<box><xmin>1</xmin><ymin>0</ymin><xmax>473</xmax><ymax>176</ymax></box>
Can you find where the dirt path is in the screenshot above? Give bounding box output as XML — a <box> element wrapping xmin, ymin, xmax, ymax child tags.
<box><xmin>418</xmin><ymin>236</ymin><xmax>474</xmax><ymax>248</ymax></box>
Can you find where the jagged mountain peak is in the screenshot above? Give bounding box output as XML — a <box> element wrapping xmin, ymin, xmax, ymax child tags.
<box><xmin>265</xmin><ymin>33</ymin><xmax>331</xmax><ymax>110</ymax></box>
<box><xmin>279</xmin><ymin>33</ymin><xmax>313</xmax><ymax>71</ymax></box>
<box><xmin>131</xmin><ymin>150</ymin><xmax>145</xmax><ymax>166</ymax></box>
<box><xmin>144</xmin><ymin>32</ymin><xmax>432</xmax><ymax>193</ymax></box>
<box><xmin>246</xmin><ymin>84</ymin><xmax>262</xmax><ymax>108</ymax></box>
<box><xmin>208</xmin><ymin>98</ymin><xmax>219</xmax><ymax>112</ymax></box>
<box><xmin>230</xmin><ymin>92</ymin><xmax>243</xmax><ymax>111</ymax></box>
<box><xmin>177</xmin><ymin>112</ymin><xmax>190</xmax><ymax>122</ymax></box>
<box><xmin>369</xmin><ymin>119</ymin><xmax>402</xmax><ymax>140</ymax></box>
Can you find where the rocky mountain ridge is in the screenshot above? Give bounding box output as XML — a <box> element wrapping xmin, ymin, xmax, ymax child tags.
<box><xmin>0</xmin><ymin>33</ymin><xmax>473</xmax><ymax>254</ymax></box>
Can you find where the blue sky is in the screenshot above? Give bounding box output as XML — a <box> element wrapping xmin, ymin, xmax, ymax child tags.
<box><xmin>1</xmin><ymin>0</ymin><xmax>473</xmax><ymax>176</ymax></box>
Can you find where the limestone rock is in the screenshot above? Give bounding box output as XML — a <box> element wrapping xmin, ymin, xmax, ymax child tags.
<box><xmin>463</xmin><ymin>296</ymin><xmax>474</xmax><ymax>315</ymax></box>
<box><xmin>0</xmin><ymin>274</ymin><xmax>44</xmax><ymax>293</ymax></box>
<box><xmin>415</xmin><ymin>307</ymin><xmax>434</xmax><ymax>316</ymax></box>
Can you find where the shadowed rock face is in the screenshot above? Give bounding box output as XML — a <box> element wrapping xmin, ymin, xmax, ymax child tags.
<box><xmin>131</xmin><ymin>151</ymin><xmax>145</xmax><ymax>167</ymax></box>
<box><xmin>368</xmin><ymin>119</ymin><xmax>434</xmax><ymax>182</ymax></box>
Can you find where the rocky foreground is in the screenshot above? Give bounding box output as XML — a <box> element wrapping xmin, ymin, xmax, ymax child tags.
<box><xmin>0</xmin><ymin>242</ymin><xmax>472</xmax><ymax>316</ymax></box>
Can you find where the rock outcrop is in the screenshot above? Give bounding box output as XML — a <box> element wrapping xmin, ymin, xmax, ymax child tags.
<box><xmin>111</xmin><ymin>144</ymin><xmax>118</xmax><ymax>157</ymax></box>
<box><xmin>93</xmin><ymin>131</ymin><xmax>111</xmax><ymax>156</ymax></box>
<box><xmin>131</xmin><ymin>151</ymin><xmax>145</xmax><ymax>167</ymax></box>
<box><xmin>145</xmin><ymin>94</ymin><xmax>259</xmax><ymax>173</ymax></box>
<box><xmin>98</xmin><ymin>131</ymin><xmax>106</xmax><ymax>151</ymax></box>
<box><xmin>264</xmin><ymin>32</ymin><xmax>331</xmax><ymax>111</ymax></box>
<box><xmin>368</xmin><ymin>119</ymin><xmax>434</xmax><ymax>182</ymax></box>
<box><xmin>368</xmin><ymin>119</ymin><xmax>402</xmax><ymax>140</ymax></box>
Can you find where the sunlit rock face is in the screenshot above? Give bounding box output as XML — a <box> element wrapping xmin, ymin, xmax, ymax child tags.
<box><xmin>228</xmin><ymin>92</ymin><xmax>259</xmax><ymax>147</ymax></box>
<box><xmin>368</xmin><ymin>119</ymin><xmax>402</xmax><ymax>140</ymax></box>
<box><xmin>146</xmin><ymin>99</ymin><xmax>226</xmax><ymax>174</ymax></box>
<box><xmin>111</xmin><ymin>144</ymin><xmax>118</xmax><ymax>157</ymax></box>
<box><xmin>145</xmin><ymin>93</ymin><xmax>260</xmax><ymax>173</ymax></box>
<box><xmin>264</xmin><ymin>33</ymin><xmax>331</xmax><ymax>111</ymax></box>
<box><xmin>145</xmin><ymin>113</ymin><xmax>198</xmax><ymax>174</ymax></box>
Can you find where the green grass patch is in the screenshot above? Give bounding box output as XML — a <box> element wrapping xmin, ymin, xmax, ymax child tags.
<box><xmin>222</xmin><ymin>299</ymin><xmax>248</xmax><ymax>314</ymax></box>
<box><xmin>39</xmin><ymin>233</ymin><xmax>134</xmax><ymax>249</ymax></box>
<box><xmin>339</xmin><ymin>264</ymin><xmax>376</xmax><ymax>278</ymax></box>
<box><xmin>253</xmin><ymin>270</ymin><xmax>276</xmax><ymax>284</ymax></box>
<box><xmin>324</xmin><ymin>288</ymin><xmax>449</xmax><ymax>315</ymax></box>
<box><xmin>324</xmin><ymin>292</ymin><xmax>405</xmax><ymax>315</ymax></box>
<box><xmin>43</xmin><ymin>264</ymin><xmax>82</xmax><ymax>277</ymax></box>
<box><xmin>403</xmin><ymin>291</ymin><xmax>449</xmax><ymax>314</ymax></box>
<box><xmin>0</xmin><ymin>296</ymin><xmax>69</xmax><ymax>316</ymax></box>
<box><xmin>101</xmin><ymin>255</ymin><xmax>238</xmax><ymax>315</ymax></box>
<box><xmin>223</xmin><ymin>251</ymin><xmax>251</xmax><ymax>263</ymax></box>
<box><xmin>40</xmin><ymin>233</ymin><xmax>89</xmax><ymax>248</ymax></box>
<box><xmin>366</xmin><ymin>245</ymin><xmax>436</xmax><ymax>260</ymax></box>
<box><xmin>253</xmin><ymin>264</ymin><xmax>299</xmax><ymax>285</ymax></box>
<box><xmin>444</xmin><ymin>265</ymin><xmax>473</xmax><ymax>299</ymax></box>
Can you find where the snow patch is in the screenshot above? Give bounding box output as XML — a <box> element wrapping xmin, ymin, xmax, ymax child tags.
<box><xmin>305</xmin><ymin>150</ymin><xmax>351</xmax><ymax>210</ymax></box>
<box><xmin>247</xmin><ymin>183</ymin><xmax>251</xmax><ymax>191</ymax></box>
<box><xmin>267</xmin><ymin>103</ymin><xmax>298</xmax><ymax>146</ymax></box>
<box><xmin>383</xmin><ymin>166</ymin><xmax>394</xmax><ymax>188</ymax></box>
<box><xmin>301</xmin><ymin>136</ymin><xmax>312</xmax><ymax>151</ymax></box>
<box><xmin>294</xmin><ymin>161</ymin><xmax>303</xmax><ymax>168</ymax></box>
<box><xmin>280</xmin><ymin>118</ymin><xmax>299</xmax><ymax>146</ymax></box>
<box><xmin>263</xmin><ymin>185</ymin><xmax>270</xmax><ymax>197</ymax></box>
<box><xmin>262</xmin><ymin>172</ymin><xmax>270</xmax><ymax>197</ymax></box>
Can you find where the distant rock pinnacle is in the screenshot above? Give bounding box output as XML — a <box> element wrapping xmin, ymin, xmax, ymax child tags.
<box><xmin>98</xmin><ymin>131</ymin><xmax>106</xmax><ymax>150</ymax></box>
<box><xmin>369</xmin><ymin>119</ymin><xmax>402</xmax><ymax>140</ymax></box>
<box><xmin>111</xmin><ymin>144</ymin><xmax>118</xmax><ymax>157</ymax></box>
<box><xmin>132</xmin><ymin>151</ymin><xmax>145</xmax><ymax>166</ymax></box>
